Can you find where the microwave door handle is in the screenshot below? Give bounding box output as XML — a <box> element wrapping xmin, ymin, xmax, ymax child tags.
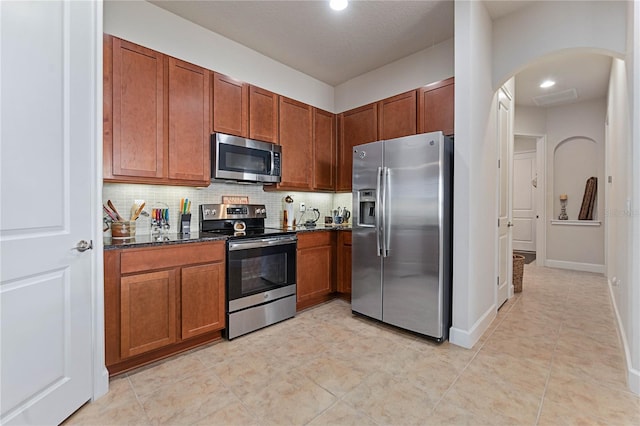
<box><xmin>269</xmin><ymin>152</ymin><xmax>275</xmax><ymax>175</ymax></box>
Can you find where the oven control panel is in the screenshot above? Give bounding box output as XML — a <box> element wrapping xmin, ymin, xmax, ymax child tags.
<box><xmin>200</xmin><ymin>203</ymin><xmax>267</xmax><ymax>220</ymax></box>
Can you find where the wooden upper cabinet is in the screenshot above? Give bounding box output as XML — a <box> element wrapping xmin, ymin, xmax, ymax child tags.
<box><xmin>103</xmin><ymin>35</ymin><xmax>114</xmax><ymax>180</ymax></box>
<box><xmin>418</xmin><ymin>77</ymin><xmax>455</xmax><ymax>136</ymax></box>
<box><xmin>181</xmin><ymin>262</ymin><xmax>225</xmax><ymax>340</ymax></box>
<box><xmin>249</xmin><ymin>85</ymin><xmax>279</xmax><ymax>143</ymax></box>
<box><xmin>120</xmin><ymin>270</ymin><xmax>177</xmax><ymax>358</ymax></box>
<box><xmin>212</xmin><ymin>72</ymin><xmax>248</xmax><ymax>137</ymax></box>
<box><xmin>278</xmin><ymin>97</ymin><xmax>313</xmax><ymax>189</ymax></box>
<box><xmin>337</xmin><ymin>103</ymin><xmax>378</xmax><ymax>191</ymax></box>
<box><xmin>313</xmin><ymin>108</ymin><xmax>336</xmax><ymax>191</ymax></box>
<box><xmin>110</xmin><ymin>37</ymin><xmax>165</xmax><ymax>179</ymax></box>
<box><xmin>378</xmin><ymin>90</ymin><xmax>417</xmax><ymax>140</ymax></box>
<box><xmin>168</xmin><ymin>58</ymin><xmax>210</xmax><ymax>184</ymax></box>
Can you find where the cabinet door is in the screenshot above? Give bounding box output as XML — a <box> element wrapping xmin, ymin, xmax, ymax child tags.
<box><xmin>120</xmin><ymin>270</ymin><xmax>177</xmax><ymax>358</ymax></box>
<box><xmin>168</xmin><ymin>58</ymin><xmax>210</xmax><ymax>183</ymax></box>
<box><xmin>337</xmin><ymin>103</ymin><xmax>378</xmax><ymax>191</ymax></box>
<box><xmin>337</xmin><ymin>232</ymin><xmax>352</xmax><ymax>295</ymax></box>
<box><xmin>378</xmin><ymin>90</ymin><xmax>417</xmax><ymax>140</ymax></box>
<box><xmin>111</xmin><ymin>37</ymin><xmax>165</xmax><ymax>179</ymax></box>
<box><xmin>181</xmin><ymin>262</ymin><xmax>225</xmax><ymax>340</ymax></box>
<box><xmin>418</xmin><ymin>78</ymin><xmax>454</xmax><ymax>136</ymax></box>
<box><xmin>249</xmin><ymin>85</ymin><xmax>278</xmax><ymax>143</ymax></box>
<box><xmin>297</xmin><ymin>232</ymin><xmax>333</xmax><ymax>310</ymax></box>
<box><xmin>278</xmin><ymin>97</ymin><xmax>313</xmax><ymax>189</ymax></box>
<box><xmin>213</xmin><ymin>72</ymin><xmax>248</xmax><ymax>137</ymax></box>
<box><xmin>313</xmin><ymin>108</ymin><xmax>336</xmax><ymax>191</ymax></box>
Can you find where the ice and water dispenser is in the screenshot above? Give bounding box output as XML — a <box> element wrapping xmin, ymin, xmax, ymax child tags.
<box><xmin>357</xmin><ymin>190</ymin><xmax>376</xmax><ymax>226</ymax></box>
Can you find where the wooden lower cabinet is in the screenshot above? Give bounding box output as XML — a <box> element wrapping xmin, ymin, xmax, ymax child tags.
<box><xmin>105</xmin><ymin>241</ymin><xmax>225</xmax><ymax>376</ymax></box>
<box><xmin>296</xmin><ymin>232</ymin><xmax>335</xmax><ymax>311</ymax></box>
<box><xmin>337</xmin><ymin>231</ymin><xmax>352</xmax><ymax>298</ymax></box>
<box><xmin>181</xmin><ymin>263</ymin><xmax>225</xmax><ymax>339</ymax></box>
<box><xmin>120</xmin><ymin>270</ymin><xmax>177</xmax><ymax>358</ymax></box>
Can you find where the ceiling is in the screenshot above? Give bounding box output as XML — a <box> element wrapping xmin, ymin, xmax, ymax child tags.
<box><xmin>515</xmin><ymin>52</ymin><xmax>612</xmax><ymax>107</ymax></box>
<box><xmin>149</xmin><ymin>0</ymin><xmax>611</xmax><ymax>107</ymax></box>
<box><xmin>150</xmin><ymin>0</ymin><xmax>455</xmax><ymax>86</ymax></box>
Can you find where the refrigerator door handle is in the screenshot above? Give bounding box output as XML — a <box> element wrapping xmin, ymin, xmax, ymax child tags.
<box><xmin>380</xmin><ymin>166</ymin><xmax>388</xmax><ymax>257</ymax></box>
<box><xmin>384</xmin><ymin>167</ymin><xmax>391</xmax><ymax>257</ymax></box>
<box><xmin>376</xmin><ymin>166</ymin><xmax>383</xmax><ymax>256</ymax></box>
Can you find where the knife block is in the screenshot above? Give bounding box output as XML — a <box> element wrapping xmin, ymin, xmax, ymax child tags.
<box><xmin>180</xmin><ymin>214</ymin><xmax>191</xmax><ymax>234</ymax></box>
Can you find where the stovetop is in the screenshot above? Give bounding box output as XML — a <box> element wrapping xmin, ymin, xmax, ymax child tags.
<box><xmin>199</xmin><ymin>203</ymin><xmax>295</xmax><ymax>240</ymax></box>
<box><xmin>199</xmin><ymin>227</ymin><xmax>295</xmax><ymax>240</ymax></box>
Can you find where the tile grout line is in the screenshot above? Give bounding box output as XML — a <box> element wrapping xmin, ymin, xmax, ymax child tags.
<box><xmin>533</xmin><ymin>274</ymin><xmax>574</xmax><ymax>425</ymax></box>
<box><xmin>124</xmin><ymin>374</ymin><xmax>152</xmax><ymax>424</ymax></box>
<box><xmin>429</xmin><ymin>294</ymin><xmax>520</xmax><ymax>415</ymax></box>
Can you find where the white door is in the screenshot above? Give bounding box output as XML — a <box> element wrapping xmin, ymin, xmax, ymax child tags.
<box><xmin>1</xmin><ymin>1</ymin><xmax>98</xmax><ymax>424</ymax></box>
<box><xmin>513</xmin><ymin>151</ymin><xmax>537</xmax><ymax>252</ymax></box>
<box><xmin>497</xmin><ymin>89</ymin><xmax>513</xmax><ymax>308</ymax></box>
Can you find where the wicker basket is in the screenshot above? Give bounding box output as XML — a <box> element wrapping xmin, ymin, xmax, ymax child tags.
<box><xmin>513</xmin><ymin>254</ymin><xmax>525</xmax><ymax>293</ymax></box>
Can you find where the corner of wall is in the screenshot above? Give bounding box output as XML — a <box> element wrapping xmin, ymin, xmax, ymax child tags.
<box><xmin>608</xmin><ymin>277</ymin><xmax>640</xmax><ymax>395</ymax></box>
<box><xmin>449</xmin><ymin>303</ymin><xmax>497</xmax><ymax>349</ymax></box>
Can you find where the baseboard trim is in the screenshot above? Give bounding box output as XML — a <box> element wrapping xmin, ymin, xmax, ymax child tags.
<box><xmin>607</xmin><ymin>278</ymin><xmax>640</xmax><ymax>395</ymax></box>
<box><xmin>545</xmin><ymin>259</ymin><xmax>605</xmax><ymax>274</ymax></box>
<box><xmin>449</xmin><ymin>303</ymin><xmax>497</xmax><ymax>349</ymax></box>
<box><xmin>93</xmin><ymin>367</ymin><xmax>109</xmax><ymax>401</ymax></box>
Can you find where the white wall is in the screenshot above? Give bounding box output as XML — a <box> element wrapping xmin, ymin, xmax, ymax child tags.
<box><xmin>545</xmin><ymin>100</ymin><xmax>606</xmax><ymax>268</ymax></box>
<box><xmin>492</xmin><ymin>0</ymin><xmax>626</xmax><ymax>88</ymax></box>
<box><xmin>625</xmin><ymin>0</ymin><xmax>640</xmax><ymax>394</ymax></box>
<box><xmin>514</xmin><ymin>135</ymin><xmax>536</xmax><ymax>152</ymax></box>
<box><xmin>606</xmin><ymin>57</ymin><xmax>635</xmax><ymax>390</ymax></box>
<box><xmin>514</xmin><ymin>105</ymin><xmax>546</xmax><ymax>136</ymax></box>
<box><xmin>449</xmin><ymin>0</ymin><xmax>497</xmax><ymax>348</ymax></box>
<box><xmin>334</xmin><ymin>38</ymin><xmax>454</xmax><ymax>113</ymax></box>
<box><xmin>104</xmin><ymin>0</ymin><xmax>335</xmax><ymax>112</ymax></box>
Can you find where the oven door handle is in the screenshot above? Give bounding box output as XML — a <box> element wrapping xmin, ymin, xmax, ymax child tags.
<box><xmin>228</xmin><ymin>236</ymin><xmax>297</xmax><ymax>251</ymax></box>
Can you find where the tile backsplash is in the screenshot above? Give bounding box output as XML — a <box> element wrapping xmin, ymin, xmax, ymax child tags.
<box><xmin>103</xmin><ymin>183</ymin><xmax>353</xmax><ymax>236</ymax></box>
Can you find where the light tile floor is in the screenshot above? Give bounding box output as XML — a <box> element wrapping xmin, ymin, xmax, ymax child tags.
<box><xmin>66</xmin><ymin>263</ymin><xmax>640</xmax><ymax>425</ymax></box>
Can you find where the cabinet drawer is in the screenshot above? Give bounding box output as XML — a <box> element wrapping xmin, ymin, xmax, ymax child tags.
<box><xmin>121</xmin><ymin>242</ymin><xmax>225</xmax><ymax>274</ymax></box>
<box><xmin>297</xmin><ymin>231</ymin><xmax>332</xmax><ymax>249</ymax></box>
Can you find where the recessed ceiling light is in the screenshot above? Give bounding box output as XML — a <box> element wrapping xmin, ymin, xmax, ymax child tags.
<box><xmin>540</xmin><ymin>80</ymin><xmax>556</xmax><ymax>88</ymax></box>
<box><xmin>330</xmin><ymin>0</ymin><xmax>349</xmax><ymax>11</ymax></box>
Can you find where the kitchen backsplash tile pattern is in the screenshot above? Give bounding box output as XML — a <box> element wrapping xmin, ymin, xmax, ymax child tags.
<box><xmin>103</xmin><ymin>183</ymin><xmax>353</xmax><ymax>236</ymax></box>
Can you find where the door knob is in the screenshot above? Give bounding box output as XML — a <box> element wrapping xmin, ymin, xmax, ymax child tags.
<box><xmin>74</xmin><ymin>240</ymin><xmax>93</xmax><ymax>252</ymax></box>
<box><xmin>507</xmin><ymin>222</ymin><xmax>514</xmax><ymax>227</ymax></box>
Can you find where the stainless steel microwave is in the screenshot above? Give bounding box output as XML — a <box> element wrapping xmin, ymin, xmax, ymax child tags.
<box><xmin>211</xmin><ymin>133</ymin><xmax>281</xmax><ymax>183</ymax></box>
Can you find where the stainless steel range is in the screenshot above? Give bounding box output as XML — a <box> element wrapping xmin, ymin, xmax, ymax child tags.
<box><xmin>199</xmin><ymin>204</ymin><xmax>297</xmax><ymax>339</ymax></box>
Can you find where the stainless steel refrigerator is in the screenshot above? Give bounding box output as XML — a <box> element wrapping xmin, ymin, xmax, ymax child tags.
<box><xmin>351</xmin><ymin>131</ymin><xmax>453</xmax><ymax>341</ymax></box>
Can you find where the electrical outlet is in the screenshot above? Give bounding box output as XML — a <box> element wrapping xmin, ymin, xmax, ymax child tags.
<box><xmin>300</xmin><ymin>202</ymin><xmax>306</xmax><ymax>212</ymax></box>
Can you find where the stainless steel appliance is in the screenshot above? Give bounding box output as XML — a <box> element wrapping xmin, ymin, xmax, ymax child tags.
<box><xmin>199</xmin><ymin>204</ymin><xmax>296</xmax><ymax>339</ymax></box>
<box><xmin>351</xmin><ymin>132</ymin><xmax>453</xmax><ymax>341</ymax></box>
<box><xmin>211</xmin><ymin>133</ymin><xmax>281</xmax><ymax>183</ymax></box>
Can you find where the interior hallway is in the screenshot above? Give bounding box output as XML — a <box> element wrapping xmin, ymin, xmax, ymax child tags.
<box><xmin>66</xmin><ymin>263</ymin><xmax>640</xmax><ymax>425</ymax></box>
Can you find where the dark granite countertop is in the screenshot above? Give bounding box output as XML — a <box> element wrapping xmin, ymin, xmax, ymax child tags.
<box><xmin>103</xmin><ymin>232</ymin><xmax>227</xmax><ymax>250</ymax></box>
<box><xmin>293</xmin><ymin>224</ymin><xmax>352</xmax><ymax>233</ymax></box>
<box><xmin>103</xmin><ymin>226</ymin><xmax>351</xmax><ymax>250</ymax></box>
